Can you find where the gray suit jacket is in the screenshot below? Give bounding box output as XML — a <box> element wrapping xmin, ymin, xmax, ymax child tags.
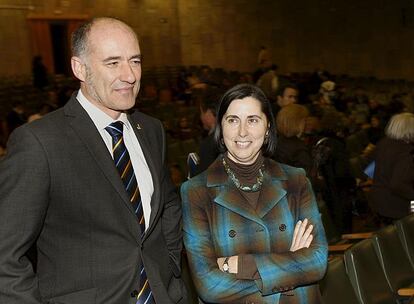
<box><xmin>0</xmin><ymin>94</ymin><xmax>186</xmax><ymax>304</ymax></box>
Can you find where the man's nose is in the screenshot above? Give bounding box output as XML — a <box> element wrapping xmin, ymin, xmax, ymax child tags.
<box><xmin>120</xmin><ymin>63</ymin><xmax>137</xmax><ymax>83</ymax></box>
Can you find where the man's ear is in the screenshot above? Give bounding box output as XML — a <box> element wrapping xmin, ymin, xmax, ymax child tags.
<box><xmin>71</xmin><ymin>56</ymin><xmax>86</xmax><ymax>82</ymax></box>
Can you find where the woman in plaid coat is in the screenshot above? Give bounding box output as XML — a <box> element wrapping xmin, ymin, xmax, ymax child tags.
<box><xmin>181</xmin><ymin>84</ymin><xmax>328</xmax><ymax>303</ymax></box>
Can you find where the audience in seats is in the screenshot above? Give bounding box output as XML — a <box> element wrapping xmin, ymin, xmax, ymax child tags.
<box><xmin>0</xmin><ymin>64</ymin><xmax>413</xmax><ymax>237</ymax></box>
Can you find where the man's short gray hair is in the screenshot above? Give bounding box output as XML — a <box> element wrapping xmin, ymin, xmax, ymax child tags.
<box><xmin>71</xmin><ymin>17</ymin><xmax>130</xmax><ymax>58</ymax></box>
<box><xmin>71</xmin><ymin>19</ymin><xmax>96</xmax><ymax>57</ymax></box>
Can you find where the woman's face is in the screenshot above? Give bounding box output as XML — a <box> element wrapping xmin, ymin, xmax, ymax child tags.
<box><xmin>222</xmin><ymin>96</ymin><xmax>268</xmax><ymax>165</ymax></box>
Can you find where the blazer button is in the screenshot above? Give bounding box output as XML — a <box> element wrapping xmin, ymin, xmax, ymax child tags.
<box><xmin>228</xmin><ymin>229</ymin><xmax>237</xmax><ymax>238</ymax></box>
<box><xmin>279</xmin><ymin>224</ymin><xmax>286</xmax><ymax>231</ymax></box>
<box><xmin>130</xmin><ymin>290</ymin><xmax>138</xmax><ymax>297</ymax></box>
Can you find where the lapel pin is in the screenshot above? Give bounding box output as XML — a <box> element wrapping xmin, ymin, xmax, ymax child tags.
<box><xmin>136</xmin><ymin>123</ymin><xmax>141</xmax><ymax>130</ymax></box>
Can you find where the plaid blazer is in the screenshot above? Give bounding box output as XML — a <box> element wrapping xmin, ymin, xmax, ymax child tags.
<box><xmin>181</xmin><ymin>157</ymin><xmax>328</xmax><ymax>304</ymax></box>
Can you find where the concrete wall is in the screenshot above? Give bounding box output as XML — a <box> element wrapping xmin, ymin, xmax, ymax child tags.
<box><xmin>0</xmin><ymin>0</ymin><xmax>413</xmax><ymax>79</ymax></box>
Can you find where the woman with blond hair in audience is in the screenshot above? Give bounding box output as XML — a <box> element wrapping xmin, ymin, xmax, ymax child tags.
<box><xmin>273</xmin><ymin>104</ymin><xmax>313</xmax><ymax>176</ymax></box>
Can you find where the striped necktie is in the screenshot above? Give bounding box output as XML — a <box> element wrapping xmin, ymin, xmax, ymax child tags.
<box><xmin>105</xmin><ymin>121</ymin><xmax>155</xmax><ymax>304</ymax></box>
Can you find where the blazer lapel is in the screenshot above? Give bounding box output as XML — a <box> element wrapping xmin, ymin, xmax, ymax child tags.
<box><xmin>128</xmin><ymin>114</ymin><xmax>161</xmax><ymax>239</ymax></box>
<box><xmin>207</xmin><ymin>157</ymin><xmax>262</xmax><ymax>224</ymax></box>
<box><xmin>255</xmin><ymin>160</ymin><xmax>288</xmax><ymax>218</ymax></box>
<box><xmin>255</xmin><ymin>177</ymin><xmax>287</xmax><ymax>218</ymax></box>
<box><xmin>208</xmin><ymin>157</ymin><xmax>288</xmax><ymax>221</ymax></box>
<box><xmin>64</xmin><ymin>96</ymin><xmax>138</xmax><ymax>220</ymax></box>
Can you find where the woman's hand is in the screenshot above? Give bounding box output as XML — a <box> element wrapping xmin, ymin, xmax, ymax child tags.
<box><xmin>290</xmin><ymin>218</ymin><xmax>313</xmax><ymax>252</ymax></box>
<box><xmin>217</xmin><ymin>256</ymin><xmax>238</xmax><ymax>273</ymax></box>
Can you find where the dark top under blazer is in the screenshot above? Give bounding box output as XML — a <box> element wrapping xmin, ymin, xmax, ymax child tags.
<box><xmin>0</xmin><ymin>94</ymin><xmax>185</xmax><ymax>304</ymax></box>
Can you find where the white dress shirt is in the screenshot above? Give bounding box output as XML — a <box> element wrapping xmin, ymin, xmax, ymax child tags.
<box><xmin>76</xmin><ymin>90</ymin><xmax>153</xmax><ymax>230</ymax></box>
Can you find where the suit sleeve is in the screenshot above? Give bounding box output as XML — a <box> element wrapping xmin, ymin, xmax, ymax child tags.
<box><xmin>253</xmin><ymin>174</ymin><xmax>328</xmax><ymax>295</ymax></box>
<box><xmin>181</xmin><ymin>181</ymin><xmax>260</xmax><ymax>303</ymax></box>
<box><xmin>158</xmin><ymin>121</ymin><xmax>183</xmax><ymax>277</ymax></box>
<box><xmin>0</xmin><ymin>126</ymin><xmax>50</xmax><ymax>304</ymax></box>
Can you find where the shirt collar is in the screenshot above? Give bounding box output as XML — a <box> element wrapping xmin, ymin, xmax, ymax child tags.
<box><xmin>76</xmin><ymin>89</ymin><xmax>129</xmax><ymax>130</ymax></box>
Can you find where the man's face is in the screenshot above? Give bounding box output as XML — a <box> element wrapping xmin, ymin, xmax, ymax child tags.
<box><xmin>74</xmin><ymin>21</ymin><xmax>142</xmax><ymax>119</ymax></box>
<box><xmin>277</xmin><ymin>88</ymin><xmax>298</xmax><ymax>107</ymax></box>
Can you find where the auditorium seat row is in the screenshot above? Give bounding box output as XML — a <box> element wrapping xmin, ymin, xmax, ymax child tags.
<box><xmin>320</xmin><ymin>214</ymin><xmax>414</xmax><ymax>304</ymax></box>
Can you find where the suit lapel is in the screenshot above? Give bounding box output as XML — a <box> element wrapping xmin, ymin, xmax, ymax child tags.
<box><xmin>64</xmin><ymin>97</ymin><xmax>139</xmax><ymax>222</ymax></box>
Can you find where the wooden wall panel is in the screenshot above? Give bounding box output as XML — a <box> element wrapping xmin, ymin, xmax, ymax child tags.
<box><xmin>0</xmin><ymin>0</ymin><xmax>413</xmax><ymax>80</ymax></box>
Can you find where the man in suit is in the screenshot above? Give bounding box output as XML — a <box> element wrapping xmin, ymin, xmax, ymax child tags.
<box><xmin>0</xmin><ymin>17</ymin><xmax>186</xmax><ymax>304</ymax></box>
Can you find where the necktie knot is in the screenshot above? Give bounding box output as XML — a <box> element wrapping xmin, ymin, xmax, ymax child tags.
<box><xmin>105</xmin><ymin>121</ymin><xmax>124</xmax><ymax>140</ymax></box>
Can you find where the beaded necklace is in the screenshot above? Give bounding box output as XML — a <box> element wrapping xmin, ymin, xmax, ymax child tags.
<box><xmin>222</xmin><ymin>157</ymin><xmax>264</xmax><ymax>192</ymax></box>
